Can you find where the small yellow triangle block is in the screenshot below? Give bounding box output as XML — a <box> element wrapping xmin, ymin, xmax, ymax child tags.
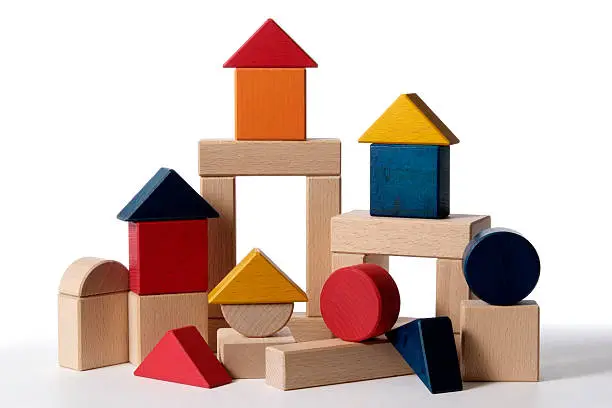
<box><xmin>358</xmin><ymin>94</ymin><xmax>460</xmax><ymax>145</ymax></box>
<box><xmin>208</xmin><ymin>248</ymin><xmax>308</xmax><ymax>304</ymax></box>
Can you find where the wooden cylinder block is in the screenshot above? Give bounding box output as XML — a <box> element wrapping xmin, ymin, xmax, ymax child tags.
<box><xmin>221</xmin><ymin>303</ymin><xmax>294</xmax><ymax>338</ymax></box>
<box><xmin>320</xmin><ymin>263</ymin><xmax>400</xmax><ymax>342</ymax></box>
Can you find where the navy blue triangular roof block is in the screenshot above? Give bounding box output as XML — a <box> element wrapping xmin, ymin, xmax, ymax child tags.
<box><xmin>386</xmin><ymin>317</ymin><xmax>462</xmax><ymax>394</ymax></box>
<box><xmin>117</xmin><ymin>168</ymin><xmax>219</xmax><ymax>222</ymax></box>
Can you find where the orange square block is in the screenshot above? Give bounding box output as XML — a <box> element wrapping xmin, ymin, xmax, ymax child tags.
<box><xmin>235</xmin><ymin>68</ymin><xmax>306</xmax><ymax>141</ymax></box>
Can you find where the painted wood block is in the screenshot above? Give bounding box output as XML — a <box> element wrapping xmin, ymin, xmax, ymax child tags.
<box><xmin>386</xmin><ymin>317</ymin><xmax>462</xmax><ymax>394</ymax></box>
<box><xmin>265</xmin><ymin>337</ymin><xmax>413</xmax><ymax>390</ymax></box>
<box><xmin>358</xmin><ymin>94</ymin><xmax>459</xmax><ymax>145</ymax></box>
<box><xmin>287</xmin><ymin>313</ymin><xmax>334</xmax><ymax>342</ymax></box>
<box><xmin>128</xmin><ymin>219</ymin><xmax>208</xmax><ymax>295</ymax></box>
<box><xmin>198</xmin><ymin>139</ymin><xmax>341</xmax><ymax>176</ymax></box>
<box><xmin>306</xmin><ymin>176</ymin><xmax>341</xmax><ymax>317</ymax></box>
<box><xmin>200</xmin><ymin>177</ymin><xmax>236</xmax><ymax>318</ymax></box>
<box><xmin>235</xmin><ymin>68</ymin><xmax>305</xmax><ymax>141</ymax></box>
<box><xmin>221</xmin><ymin>303</ymin><xmax>294</xmax><ymax>337</ymax></box>
<box><xmin>128</xmin><ymin>291</ymin><xmax>208</xmax><ymax>365</ymax></box>
<box><xmin>217</xmin><ymin>327</ymin><xmax>294</xmax><ymax>379</ymax></box>
<box><xmin>436</xmin><ymin>259</ymin><xmax>469</xmax><ymax>333</ymax></box>
<box><xmin>460</xmin><ymin>300</ymin><xmax>540</xmax><ymax>381</ymax></box>
<box><xmin>223</xmin><ymin>19</ymin><xmax>317</xmax><ymax>68</ymax></box>
<box><xmin>331</xmin><ymin>210</ymin><xmax>491</xmax><ymax>259</ymax></box>
<box><xmin>58</xmin><ymin>258</ymin><xmax>129</xmax><ymax>371</ymax></box>
<box><xmin>135</xmin><ymin>326</ymin><xmax>231</xmax><ymax>388</ymax></box>
<box><xmin>320</xmin><ymin>264</ymin><xmax>400</xmax><ymax>342</ymax></box>
<box><xmin>463</xmin><ymin>228</ymin><xmax>540</xmax><ymax>306</ymax></box>
<box><xmin>207</xmin><ymin>317</ymin><xmax>230</xmax><ymax>351</ymax></box>
<box><xmin>208</xmin><ymin>248</ymin><xmax>307</xmax><ymax>304</ymax></box>
<box><xmin>370</xmin><ymin>144</ymin><xmax>449</xmax><ymax>219</ymax></box>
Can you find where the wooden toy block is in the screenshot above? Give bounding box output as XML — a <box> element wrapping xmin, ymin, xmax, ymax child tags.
<box><xmin>358</xmin><ymin>94</ymin><xmax>459</xmax><ymax>145</ymax></box>
<box><xmin>332</xmin><ymin>210</ymin><xmax>490</xmax><ymax>259</ymax></box>
<box><xmin>463</xmin><ymin>228</ymin><xmax>540</xmax><ymax>306</ymax></box>
<box><xmin>223</xmin><ymin>19</ymin><xmax>317</xmax><ymax>68</ymax></box>
<box><xmin>331</xmin><ymin>253</ymin><xmax>389</xmax><ymax>272</ymax></box>
<box><xmin>287</xmin><ymin>313</ymin><xmax>334</xmax><ymax>342</ymax></box>
<box><xmin>217</xmin><ymin>327</ymin><xmax>294</xmax><ymax>379</ymax></box>
<box><xmin>370</xmin><ymin>144</ymin><xmax>449</xmax><ymax>219</ymax></box>
<box><xmin>436</xmin><ymin>259</ymin><xmax>469</xmax><ymax>333</ymax></box>
<box><xmin>386</xmin><ymin>317</ymin><xmax>462</xmax><ymax>394</ymax></box>
<box><xmin>207</xmin><ymin>317</ymin><xmax>230</xmax><ymax>351</ymax></box>
<box><xmin>128</xmin><ymin>291</ymin><xmax>208</xmax><ymax>365</ymax></box>
<box><xmin>128</xmin><ymin>219</ymin><xmax>208</xmax><ymax>295</ymax></box>
<box><xmin>221</xmin><ymin>303</ymin><xmax>294</xmax><ymax>337</ymax></box>
<box><xmin>460</xmin><ymin>300</ymin><xmax>540</xmax><ymax>381</ymax></box>
<box><xmin>320</xmin><ymin>264</ymin><xmax>400</xmax><ymax>342</ymax></box>
<box><xmin>265</xmin><ymin>337</ymin><xmax>413</xmax><ymax>390</ymax></box>
<box><xmin>235</xmin><ymin>68</ymin><xmax>306</xmax><ymax>141</ymax></box>
<box><xmin>198</xmin><ymin>139</ymin><xmax>341</xmax><ymax>176</ymax></box>
<box><xmin>306</xmin><ymin>176</ymin><xmax>341</xmax><ymax>316</ymax></box>
<box><xmin>135</xmin><ymin>326</ymin><xmax>231</xmax><ymax>388</ymax></box>
<box><xmin>200</xmin><ymin>177</ymin><xmax>236</xmax><ymax>318</ymax></box>
<box><xmin>58</xmin><ymin>258</ymin><xmax>129</xmax><ymax>371</ymax></box>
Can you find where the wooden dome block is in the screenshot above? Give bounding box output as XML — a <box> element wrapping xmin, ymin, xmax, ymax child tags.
<box><xmin>221</xmin><ymin>303</ymin><xmax>293</xmax><ymax>337</ymax></box>
<box><xmin>320</xmin><ymin>264</ymin><xmax>400</xmax><ymax>342</ymax></box>
<box><xmin>59</xmin><ymin>257</ymin><xmax>128</xmax><ymax>297</ymax></box>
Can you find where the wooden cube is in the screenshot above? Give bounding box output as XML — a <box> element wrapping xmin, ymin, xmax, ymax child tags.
<box><xmin>460</xmin><ymin>300</ymin><xmax>540</xmax><ymax>381</ymax></box>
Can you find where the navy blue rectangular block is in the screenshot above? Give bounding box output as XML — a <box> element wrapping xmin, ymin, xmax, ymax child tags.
<box><xmin>370</xmin><ymin>144</ymin><xmax>449</xmax><ymax>219</ymax></box>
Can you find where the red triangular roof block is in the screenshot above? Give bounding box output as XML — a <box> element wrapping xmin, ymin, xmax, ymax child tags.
<box><xmin>223</xmin><ymin>19</ymin><xmax>317</xmax><ymax>68</ymax></box>
<box><xmin>134</xmin><ymin>326</ymin><xmax>232</xmax><ymax>388</ymax></box>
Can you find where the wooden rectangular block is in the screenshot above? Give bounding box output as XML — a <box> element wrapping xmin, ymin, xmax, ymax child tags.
<box><xmin>198</xmin><ymin>139</ymin><xmax>341</xmax><ymax>176</ymax></box>
<box><xmin>265</xmin><ymin>337</ymin><xmax>413</xmax><ymax>390</ymax></box>
<box><xmin>436</xmin><ymin>259</ymin><xmax>469</xmax><ymax>333</ymax></box>
<box><xmin>287</xmin><ymin>313</ymin><xmax>334</xmax><ymax>342</ymax></box>
<box><xmin>460</xmin><ymin>300</ymin><xmax>540</xmax><ymax>381</ymax></box>
<box><xmin>331</xmin><ymin>210</ymin><xmax>491</xmax><ymax>259</ymax></box>
<box><xmin>235</xmin><ymin>68</ymin><xmax>306</xmax><ymax>141</ymax></box>
<box><xmin>218</xmin><ymin>327</ymin><xmax>294</xmax><ymax>379</ymax></box>
<box><xmin>200</xmin><ymin>177</ymin><xmax>236</xmax><ymax>318</ymax></box>
<box><xmin>306</xmin><ymin>176</ymin><xmax>341</xmax><ymax>316</ymax></box>
<box><xmin>128</xmin><ymin>291</ymin><xmax>208</xmax><ymax>365</ymax></box>
<box><xmin>208</xmin><ymin>317</ymin><xmax>230</xmax><ymax>351</ymax></box>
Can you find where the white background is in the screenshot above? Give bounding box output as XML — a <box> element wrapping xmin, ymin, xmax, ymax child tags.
<box><xmin>1</xmin><ymin>1</ymin><xmax>612</xmax><ymax>406</ymax></box>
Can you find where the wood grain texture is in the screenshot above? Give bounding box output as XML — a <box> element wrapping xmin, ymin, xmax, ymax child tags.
<box><xmin>59</xmin><ymin>257</ymin><xmax>128</xmax><ymax>297</ymax></box>
<box><xmin>221</xmin><ymin>303</ymin><xmax>293</xmax><ymax>337</ymax></box>
<box><xmin>128</xmin><ymin>292</ymin><xmax>208</xmax><ymax>365</ymax></box>
<box><xmin>208</xmin><ymin>318</ymin><xmax>230</xmax><ymax>351</ymax></box>
<box><xmin>287</xmin><ymin>313</ymin><xmax>334</xmax><ymax>342</ymax></box>
<box><xmin>58</xmin><ymin>292</ymin><xmax>128</xmax><ymax>370</ymax></box>
<box><xmin>200</xmin><ymin>177</ymin><xmax>236</xmax><ymax>318</ymax></box>
<box><xmin>460</xmin><ymin>300</ymin><xmax>540</xmax><ymax>381</ymax></box>
<box><xmin>436</xmin><ymin>259</ymin><xmax>469</xmax><ymax>333</ymax></box>
<box><xmin>265</xmin><ymin>337</ymin><xmax>413</xmax><ymax>390</ymax></box>
<box><xmin>331</xmin><ymin>210</ymin><xmax>491</xmax><ymax>259</ymax></box>
<box><xmin>217</xmin><ymin>327</ymin><xmax>294</xmax><ymax>379</ymax></box>
<box><xmin>198</xmin><ymin>139</ymin><xmax>341</xmax><ymax>176</ymax></box>
<box><xmin>235</xmin><ymin>69</ymin><xmax>305</xmax><ymax>141</ymax></box>
<box><xmin>331</xmin><ymin>253</ymin><xmax>390</xmax><ymax>272</ymax></box>
<box><xmin>306</xmin><ymin>176</ymin><xmax>341</xmax><ymax>317</ymax></box>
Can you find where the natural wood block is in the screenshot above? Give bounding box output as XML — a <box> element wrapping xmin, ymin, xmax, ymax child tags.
<box><xmin>235</xmin><ymin>68</ymin><xmax>306</xmax><ymax>141</ymax></box>
<box><xmin>221</xmin><ymin>303</ymin><xmax>294</xmax><ymax>337</ymax></box>
<box><xmin>306</xmin><ymin>176</ymin><xmax>341</xmax><ymax>316</ymax></box>
<box><xmin>331</xmin><ymin>210</ymin><xmax>491</xmax><ymax>259</ymax></box>
<box><xmin>128</xmin><ymin>292</ymin><xmax>208</xmax><ymax>365</ymax></box>
<box><xmin>198</xmin><ymin>139</ymin><xmax>341</xmax><ymax>176</ymax></box>
<box><xmin>331</xmin><ymin>253</ymin><xmax>390</xmax><ymax>271</ymax></box>
<box><xmin>218</xmin><ymin>327</ymin><xmax>294</xmax><ymax>379</ymax></box>
<box><xmin>287</xmin><ymin>313</ymin><xmax>334</xmax><ymax>342</ymax></box>
<box><xmin>200</xmin><ymin>177</ymin><xmax>236</xmax><ymax>318</ymax></box>
<box><xmin>208</xmin><ymin>317</ymin><xmax>230</xmax><ymax>351</ymax></box>
<box><xmin>265</xmin><ymin>337</ymin><xmax>413</xmax><ymax>390</ymax></box>
<box><xmin>59</xmin><ymin>257</ymin><xmax>129</xmax><ymax>297</ymax></box>
<box><xmin>460</xmin><ymin>300</ymin><xmax>540</xmax><ymax>381</ymax></box>
<box><xmin>436</xmin><ymin>259</ymin><xmax>469</xmax><ymax>333</ymax></box>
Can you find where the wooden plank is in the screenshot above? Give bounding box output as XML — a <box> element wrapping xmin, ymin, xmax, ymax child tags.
<box><xmin>460</xmin><ymin>300</ymin><xmax>540</xmax><ymax>381</ymax></box>
<box><xmin>286</xmin><ymin>313</ymin><xmax>334</xmax><ymax>342</ymax></box>
<box><xmin>265</xmin><ymin>337</ymin><xmax>413</xmax><ymax>390</ymax></box>
<box><xmin>331</xmin><ymin>210</ymin><xmax>491</xmax><ymax>259</ymax></box>
<box><xmin>221</xmin><ymin>303</ymin><xmax>293</xmax><ymax>337</ymax></box>
<box><xmin>436</xmin><ymin>259</ymin><xmax>469</xmax><ymax>333</ymax></box>
<box><xmin>306</xmin><ymin>176</ymin><xmax>341</xmax><ymax>316</ymax></box>
<box><xmin>198</xmin><ymin>139</ymin><xmax>341</xmax><ymax>176</ymax></box>
<box><xmin>200</xmin><ymin>177</ymin><xmax>236</xmax><ymax>318</ymax></box>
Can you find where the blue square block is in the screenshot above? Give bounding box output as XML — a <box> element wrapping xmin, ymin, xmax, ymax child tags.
<box><xmin>370</xmin><ymin>144</ymin><xmax>449</xmax><ymax>219</ymax></box>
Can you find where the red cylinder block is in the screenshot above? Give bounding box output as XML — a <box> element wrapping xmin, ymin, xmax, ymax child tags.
<box><xmin>320</xmin><ymin>263</ymin><xmax>401</xmax><ymax>342</ymax></box>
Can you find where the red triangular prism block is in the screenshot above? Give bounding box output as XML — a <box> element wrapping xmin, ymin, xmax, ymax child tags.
<box><xmin>134</xmin><ymin>326</ymin><xmax>232</xmax><ymax>388</ymax></box>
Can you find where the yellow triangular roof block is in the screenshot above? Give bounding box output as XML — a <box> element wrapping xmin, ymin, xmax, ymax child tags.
<box><xmin>358</xmin><ymin>94</ymin><xmax>460</xmax><ymax>145</ymax></box>
<box><xmin>208</xmin><ymin>248</ymin><xmax>308</xmax><ymax>304</ymax></box>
